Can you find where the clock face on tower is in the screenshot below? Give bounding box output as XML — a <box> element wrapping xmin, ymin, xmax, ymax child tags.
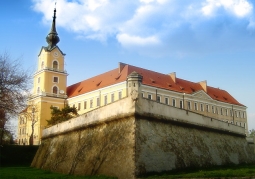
<box><xmin>53</xmin><ymin>52</ymin><xmax>59</xmax><ymax>58</ymax></box>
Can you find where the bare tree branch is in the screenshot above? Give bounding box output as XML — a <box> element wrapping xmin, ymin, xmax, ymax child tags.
<box><xmin>0</xmin><ymin>51</ymin><xmax>31</xmax><ymax>145</ymax></box>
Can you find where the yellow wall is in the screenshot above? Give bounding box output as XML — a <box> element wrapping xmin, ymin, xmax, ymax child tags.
<box><xmin>18</xmin><ymin>47</ymin><xmax>67</xmax><ymax>145</ymax></box>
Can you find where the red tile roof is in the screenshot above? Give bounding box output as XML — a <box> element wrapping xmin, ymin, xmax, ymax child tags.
<box><xmin>67</xmin><ymin>63</ymin><xmax>244</xmax><ymax>106</ymax></box>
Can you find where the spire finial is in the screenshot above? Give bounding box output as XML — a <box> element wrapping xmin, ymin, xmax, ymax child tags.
<box><xmin>46</xmin><ymin>5</ymin><xmax>60</xmax><ymax>50</ymax></box>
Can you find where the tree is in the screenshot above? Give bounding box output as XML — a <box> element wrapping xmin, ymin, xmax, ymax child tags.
<box><xmin>20</xmin><ymin>104</ymin><xmax>38</xmax><ymax>145</ymax></box>
<box><xmin>47</xmin><ymin>105</ymin><xmax>78</xmax><ymax>126</ymax></box>
<box><xmin>249</xmin><ymin>129</ymin><xmax>255</xmax><ymax>137</ymax></box>
<box><xmin>0</xmin><ymin>52</ymin><xmax>31</xmax><ymax>145</ymax></box>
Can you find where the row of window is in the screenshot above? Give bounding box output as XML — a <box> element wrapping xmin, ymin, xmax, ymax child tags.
<box><xmin>19</xmin><ymin>117</ymin><xmax>26</xmax><ymax>125</ymax></box>
<box><xmin>73</xmin><ymin>91</ymin><xmax>123</xmax><ymax>111</ymax></box>
<box><xmin>36</xmin><ymin>86</ymin><xmax>59</xmax><ymax>94</ymax></box>
<box><xmin>37</xmin><ymin>76</ymin><xmax>59</xmax><ymax>84</ymax></box>
<box><xmin>19</xmin><ymin>128</ymin><xmax>26</xmax><ymax>135</ymax></box>
<box><xmin>143</xmin><ymin>93</ymin><xmax>246</xmax><ymax>119</ymax></box>
<box><xmin>41</xmin><ymin>60</ymin><xmax>58</xmax><ymax>70</ymax></box>
<box><xmin>18</xmin><ymin>138</ymin><xmax>28</xmax><ymax>145</ymax></box>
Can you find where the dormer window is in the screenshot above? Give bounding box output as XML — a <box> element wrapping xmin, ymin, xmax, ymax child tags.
<box><xmin>53</xmin><ymin>61</ymin><xmax>58</xmax><ymax>69</ymax></box>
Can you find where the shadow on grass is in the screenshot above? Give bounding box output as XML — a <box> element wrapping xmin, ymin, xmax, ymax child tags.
<box><xmin>0</xmin><ymin>145</ymin><xmax>39</xmax><ymax>167</ymax></box>
<box><xmin>0</xmin><ymin>167</ymin><xmax>117</xmax><ymax>179</ymax></box>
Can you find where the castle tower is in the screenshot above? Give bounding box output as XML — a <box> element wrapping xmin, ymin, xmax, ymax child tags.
<box><xmin>127</xmin><ymin>71</ymin><xmax>143</xmax><ymax>101</ymax></box>
<box><xmin>17</xmin><ymin>7</ymin><xmax>68</xmax><ymax>145</ymax></box>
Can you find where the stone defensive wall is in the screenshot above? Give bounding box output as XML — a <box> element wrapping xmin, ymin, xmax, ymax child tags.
<box><xmin>31</xmin><ymin>96</ymin><xmax>255</xmax><ymax>179</ymax></box>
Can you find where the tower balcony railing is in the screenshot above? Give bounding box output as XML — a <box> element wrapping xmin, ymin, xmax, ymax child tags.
<box><xmin>28</xmin><ymin>92</ymin><xmax>67</xmax><ymax>100</ymax></box>
<box><xmin>34</xmin><ymin>67</ymin><xmax>67</xmax><ymax>75</ymax></box>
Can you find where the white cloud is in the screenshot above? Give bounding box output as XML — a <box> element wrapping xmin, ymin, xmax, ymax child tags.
<box><xmin>202</xmin><ymin>0</ymin><xmax>253</xmax><ymax>17</ymax></box>
<box><xmin>117</xmin><ymin>33</ymin><xmax>160</xmax><ymax>46</ymax></box>
<box><xmin>32</xmin><ymin>0</ymin><xmax>255</xmax><ymax>57</ymax></box>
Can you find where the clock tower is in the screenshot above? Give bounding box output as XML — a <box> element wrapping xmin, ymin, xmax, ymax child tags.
<box><xmin>17</xmin><ymin>7</ymin><xmax>68</xmax><ymax>145</ymax></box>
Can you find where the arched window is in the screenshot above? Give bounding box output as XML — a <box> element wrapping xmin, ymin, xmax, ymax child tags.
<box><xmin>41</xmin><ymin>61</ymin><xmax>44</xmax><ymax>69</ymax></box>
<box><xmin>53</xmin><ymin>86</ymin><xmax>58</xmax><ymax>94</ymax></box>
<box><xmin>53</xmin><ymin>61</ymin><xmax>58</xmax><ymax>69</ymax></box>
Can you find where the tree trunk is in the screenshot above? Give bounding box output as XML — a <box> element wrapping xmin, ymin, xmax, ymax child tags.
<box><xmin>29</xmin><ymin>123</ymin><xmax>34</xmax><ymax>145</ymax></box>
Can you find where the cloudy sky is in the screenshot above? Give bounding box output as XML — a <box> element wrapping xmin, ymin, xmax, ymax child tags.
<box><xmin>1</xmin><ymin>0</ymin><xmax>255</xmax><ymax>132</ymax></box>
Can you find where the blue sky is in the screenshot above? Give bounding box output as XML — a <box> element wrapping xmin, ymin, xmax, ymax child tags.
<box><xmin>1</xmin><ymin>0</ymin><xmax>255</xmax><ymax>132</ymax></box>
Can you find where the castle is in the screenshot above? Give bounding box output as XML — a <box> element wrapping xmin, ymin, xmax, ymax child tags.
<box><xmin>17</xmin><ymin>8</ymin><xmax>248</xmax><ymax>145</ymax></box>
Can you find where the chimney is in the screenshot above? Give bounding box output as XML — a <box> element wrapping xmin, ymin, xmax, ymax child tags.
<box><xmin>199</xmin><ymin>80</ymin><xmax>207</xmax><ymax>93</ymax></box>
<box><xmin>169</xmin><ymin>72</ymin><xmax>176</xmax><ymax>83</ymax></box>
<box><xmin>119</xmin><ymin>62</ymin><xmax>127</xmax><ymax>73</ymax></box>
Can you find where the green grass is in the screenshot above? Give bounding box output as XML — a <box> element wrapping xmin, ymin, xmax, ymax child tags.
<box><xmin>1</xmin><ymin>145</ymin><xmax>255</xmax><ymax>178</ymax></box>
<box><xmin>140</xmin><ymin>164</ymin><xmax>255</xmax><ymax>178</ymax></box>
<box><xmin>0</xmin><ymin>167</ymin><xmax>117</xmax><ymax>179</ymax></box>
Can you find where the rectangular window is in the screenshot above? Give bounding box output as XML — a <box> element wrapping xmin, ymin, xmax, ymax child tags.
<box><xmin>212</xmin><ymin>106</ymin><xmax>215</xmax><ymax>113</ymax></box>
<box><xmin>148</xmin><ymin>94</ymin><xmax>152</xmax><ymax>100</ymax></box>
<box><xmin>220</xmin><ymin>108</ymin><xmax>223</xmax><ymax>115</ymax></box>
<box><xmin>142</xmin><ymin>93</ymin><xmax>144</xmax><ymax>98</ymax></box>
<box><xmin>90</xmin><ymin>99</ymin><xmax>93</xmax><ymax>108</ymax></box>
<box><xmin>180</xmin><ymin>100</ymin><xmax>183</xmax><ymax>109</ymax></box>
<box><xmin>78</xmin><ymin>103</ymin><xmax>81</xmax><ymax>110</ymax></box>
<box><xmin>206</xmin><ymin>104</ymin><xmax>209</xmax><ymax>112</ymax></box>
<box><xmin>243</xmin><ymin>112</ymin><xmax>246</xmax><ymax>118</ymax></box>
<box><xmin>111</xmin><ymin>93</ymin><xmax>114</xmax><ymax>103</ymax></box>
<box><xmin>104</xmin><ymin>95</ymin><xmax>107</xmax><ymax>105</ymax></box>
<box><xmin>194</xmin><ymin>103</ymin><xmax>198</xmax><ymax>110</ymax></box>
<box><xmin>239</xmin><ymin>111</ymin><xmax>241</xmax><ymax>118</ymax></box>
<box><xmin>226</xmin><ymin>109</ymin><xmax>228</xmax><ymax>116</ymax></box>
<box><xmin>118</xmin><ymin>91</ymin><xmax>122</xmax><ymax>99</ymax></box>
<box><xmin>230</xmin><ymin>109</ymin><xmax>233</xmax><ymax>116</ymax></box>
<box><xmin>200</xmin><ymin>104</ymin><xmax>204</xmax><ymax>111</ymax></box>
<box><xmin>235</xmin><ymin>111</ymin><xmax>238</xmax><ymax>117</ymax></box>
<box><xmin>84</xmin><ymin>101</ymin><xmax>87</xmax><ymax>109</ymax></box>
<box><xmin>53</xmin><ymin>77</ymin><xmax>58</xmax><ymax>83</ymax></box>
<box><xmin>38</xmin><ymin>77</ymin><xmax>40</xmax><ymax>83</ymax></box>
<box><xmin>216</xmin><ymin>107</ymin><xmax>218</xmax><ymax>114</ymax></box>
<box><xmin>97</xmin><ymin>98</ymin><xmax>100</xmax><ymax>107</ymax></box>
<box><xmin>156</xmin><ymin>95</ymin><xmax>161</xmax><ymax>103</ymax></box>
<box><xmin>165</xmin><ymin>97</ymin><xmax>169</xmax><ymax>105</ymax></box>
<box><xmin>172</xmin><ymin>99</ymin><xmax>176</xmax><ymax>107</ymax></box>
<box><xmin>187</xmin><ymin>101</ymin><xmax>191</xmax><ymax>110</ymax></box>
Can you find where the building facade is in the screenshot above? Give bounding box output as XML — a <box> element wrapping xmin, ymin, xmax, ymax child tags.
<box><xmin>17</xmin><ymin>8</ymin><xmax>248</xmax><ymax>145</ymax></box>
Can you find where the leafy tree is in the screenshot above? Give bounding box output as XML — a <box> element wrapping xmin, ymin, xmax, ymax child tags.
<box><xmin>0</xmin><ymin>128</ymin><xmax>14</xmax><ymax>145</ymax></box>
<box><xmin>249</xmin><ymin>129</ymin><xmax>255</xmax><ymax>137</ymax></box>
<box><xmin>47</xmin><ymin>105</ymin><xmax>78</xmax><ymax>126</ymax></box>
<box><xmin>0</xmin><ymin>52</ymin><xmax>31</xmax><ymax>145</ymax></box>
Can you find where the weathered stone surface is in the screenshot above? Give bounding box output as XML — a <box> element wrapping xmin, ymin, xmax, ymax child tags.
<box><xmin>32</xmin><ymin>96</ymin><xmax>255</xmax><ymax>179</ymax></box>
<box><xmin>32</xmin><ymin>117</ymin><xmax>136</xmax><ymax>179</ymax></box>
<box><xmin>135</xmin><ymin>118</ymin><xmax>254</xmax><ymax>176</ymax></box>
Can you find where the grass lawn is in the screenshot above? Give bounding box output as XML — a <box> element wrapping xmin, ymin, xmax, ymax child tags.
<box><xmin>1</xmin><ymin>146</ymin><xmax>255</xmax><ymax>178</ymax></box>
<box><xmin>0</xmin><ymin>167</ymin><xmax>117</xmax><ymax>179</ymax></box>
<box><xmin>0</xmin><ymin>164</ymin><xmax>255</xmax><ymax>179</ymax></box>
<box><xmin>140</xmin><ymin>164</ymin><xmax>255</xmax><ymax>178</ymax></box>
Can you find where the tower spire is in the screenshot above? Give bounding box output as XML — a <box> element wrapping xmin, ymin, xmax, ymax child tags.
<box><xmin>46</xmin><ymin>5</ymin><xmax>60</xmax><ymax>50</ymax></box>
